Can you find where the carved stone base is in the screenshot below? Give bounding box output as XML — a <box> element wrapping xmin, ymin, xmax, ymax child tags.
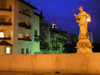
<box><xmin>76</xmin><ymin>36</ymin><xmax>93</xmax><ymax>53</ymax></box>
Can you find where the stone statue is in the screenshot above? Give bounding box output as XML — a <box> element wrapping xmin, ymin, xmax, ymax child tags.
<box><xmin>73</xmin><ymin>6</ymin><xmax>93</xmax><ymax>53</ymax></box>
<box><xmin>74</xmin><ymin>6</ymin><xmax>91</xmax><ymax>38</ymax></box>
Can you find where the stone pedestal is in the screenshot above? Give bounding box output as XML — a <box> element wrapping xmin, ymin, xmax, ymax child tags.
<box><xmin>76</xmin><ymin>36</ymin><xmax>93</xmax><ymax>53</ymax></box>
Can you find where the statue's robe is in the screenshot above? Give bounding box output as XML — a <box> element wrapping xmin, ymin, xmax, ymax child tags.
<box><xmin>75</xmin><ymin>11</ymin><xmax>91</xmax><ymax>37</ymax></box>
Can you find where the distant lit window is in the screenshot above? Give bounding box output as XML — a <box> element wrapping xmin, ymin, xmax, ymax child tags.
<box><xmin>6</xmin><ymin>47</ymin><xmax>10</xmax><ymax>54</ymax></box>
<box><xmin>26</xmin><ymin>49</ymin><xmax>29</xmax><ymax>54</ymax></box>
<box><xmin>21</xmin><ymin>48</ymin><xmax>24</xmax><ymax>54</ymax></box>
<box><xmin>26</xmin><ymin>34</ymin><xmax>31</xmax><ymax>39</ymax></box>
<box><xmin>25</xmin><ymin>9</ymin><xmax>31</xmax><ymax>16</ymax></box>
<box><xmin>19</xmin><ymin>17</ymin><xmax>25</xmax><ymax>23</ymax></box>
<box><xmin>26</xmin><ymin>21</ymin><xmax>31</xmax><ymax>26</ymax></box>
<box><xmin>18</xmin><ymin>32</ymin><xmax>24</xmax><ymax>38</ymax></box>
<box><xmin>0</xmin><ymin>32</ymin><xmax>4</xmax><ymax>38</ymax></box>
<box><xmin>63</xmin><ymin>47</ymin><xmax>65</xmax><ymax>50</ymax></box>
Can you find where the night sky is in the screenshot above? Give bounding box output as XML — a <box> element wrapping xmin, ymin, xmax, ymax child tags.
<box><xmin>25</xmin><ymin>0</ymin><xmax>100</xmax><ymax>43</ymax></box>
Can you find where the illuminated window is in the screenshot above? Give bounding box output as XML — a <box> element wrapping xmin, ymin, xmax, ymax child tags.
<box><xmin>19</xmin><ymin>17</ymin><xmax>25</xmax><ymax>23</ymax></box>
<box><xmin>21</xmin><ymin>48</ymin><xmax>24</xmax><ymax>54</ymax></box>
<box><xmin>26</xmin><ymin>34</ymin><xmax>31</xmax><ymax>39</ymax></box>
<box><xmin>0</xmin><ymin>32</ymin><xmax>4</xmax><ymax>38</ymax></box>
<box><xmin>26</xmin><ymin>21</ymin><xmax>31</xmax><ymax>26</ymax></box>
<box><xmin>6</xmin><ymin>47</ymin><xmax>10</xmax><ymax>54</ymax></box>
<box><xmin>18</xmin><ymin>32</ymin><xmax>24</xmax><ymax>38</ymax></box>
<box><xmin>25</xmin><ymin>9</ymin><xmax>31</xmax><ymax>16</ymax></box>
<box><xmin>63</xmin><ymin>47</ymin><xmax>65</xmax><ymax>50</ymax></box>
<box><xmin>26</xmin><ymin>49</ymin><xmax>29</xmax><ymax>54</ymax></box>
<box><xmin>19</xmin><ymin>6</ymin><xmax>24</xmax><ymax>13</ymax></box>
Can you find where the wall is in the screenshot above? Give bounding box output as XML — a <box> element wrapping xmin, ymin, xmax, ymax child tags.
<box><xmin>0</xmin><ymin>46</ymin><xmax>5</xmax><ymax>54</ymax></box>
<box><xmin>34</xmin><ymin>14</ymin><xmax>40</xmax><ymax>53</ymax></box>
<box><xmin>0</xmin><ymin>53</ymin><xmax>100</xmax><ymax>74</ymax></box>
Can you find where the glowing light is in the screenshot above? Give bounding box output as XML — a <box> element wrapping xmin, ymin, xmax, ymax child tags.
<box><xmin>6</xmin><ymin>47</ymin><xmax>10</xmax><ymax>54</ymax></box>
<box><xmin>0</xmin><ymin>32</ymin><xmax>4</xmax><ymax>38</ymax></box>
<box><xmin>86</xmin><ymin>18</ymin><xmax>91</xmax><ymax>22</ymax></box>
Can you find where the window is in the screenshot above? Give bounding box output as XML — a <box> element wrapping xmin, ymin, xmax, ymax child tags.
<box><xmin>25</xmin><ymin>9</ymin><xmax>31</xmax><ymax>16</ymax></box>
<box><xmin>26</xmin><ymin>49</ymin><xmax>29</xmax><ymax>54</ymax></box>
<box><xmin>26</xmin><ymin>21</ymin><xmax>31</xmax><ymax>26</ymax></box>
<box><xmin>19</xmin><ymin>17</ymin><xmax>25</xmax><ymax>23</ymax></box>
<box><xmin>0</xmin><ymin>0</ymin><xmax>4</xmax><ymax>9</ymax></box>
<box><xmin>0</xmin><ymin>32</ymin><xmax>4</xmax><ymax>38</ymax></box>
<box><xmin>18</xmin><ymin>33</ymin><xmax>23</xmax><ymax>38</ymax></box>
<box><xmin>0</xmin><ymin>0</ymin><xmax>6</xmax><ymax>9</ymax></box>
<box><xmin>0</xmin><ymin>15</ymin><xmax>11</xmax><ymax>22</ymax></box>
<box><xmin>21</xmin><ymin>48</ymin><xmax>24</xmax><ymax>54</ymax></box>
<box><xmin>34</xmin><ymin>30</ymin><xmax>37</xmax><ymax>35</ymax></box>
<box><xmin>26</xmin><ymin>34</ymin><xmax>31</xmax><ymax>39</ymax></box>
<box><xmin>0</xmin><ymin>17</ymin><xmax>5</xmax><ymax>22</ymax></box>
<box><xmin>6</xmin><ymin>47</ymin><xmax>10</xmax><ymax>54</ymax></box>
<box><xmin>63</xmin><ymin>47</ymin><xmax>65</xmax><ymax>50</ymax></box>
<box><xmin>8</xmin><ymin>31</ymin><xmax>11</xmax><ymax>38</ymax></box>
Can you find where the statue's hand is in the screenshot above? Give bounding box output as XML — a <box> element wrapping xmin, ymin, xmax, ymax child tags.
<box><xmin>74</xmin><ymin>14</ymin><xmax>77</xmax><ymax>16</ymax></box>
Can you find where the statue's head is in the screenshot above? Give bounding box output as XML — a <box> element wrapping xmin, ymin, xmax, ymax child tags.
<box><xmin>78</xmin><ymin>6</ymin><xmax>83</xmax><ymax>12</ymax></box>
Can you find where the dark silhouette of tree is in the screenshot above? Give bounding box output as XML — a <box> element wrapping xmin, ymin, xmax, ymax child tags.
<box><xmin>63</xmin><ymin>40</ymin><xmax>77</xmax><ymax>53</ymax></box>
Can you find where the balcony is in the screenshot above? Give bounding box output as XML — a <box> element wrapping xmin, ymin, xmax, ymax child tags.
<box><xmin>0</xmin><ymin>7</ymin><xmax>12</xmax><ymax>11</ymax></box>
<box><xmin>52</xmin><ymin>46</ymin><xmax>60</xmax><ymax>50</ymax></box>
<box><xmin>62</xmin><ymin>39</ymin><xmax>70</xmax><ymax>44</ymax></box>
<box><xmin>19</xmin><ymin>11</ymin><xmax>31</xmax><ymax>17</ymax></box>
<box><xmin>34</xmin><ymin>35</ymin><xmax>40</xmax><ymax>42</ymax></box>
<box><xmin>18</xmin><ymin>38</ymin><xmax>31</xmax><ymax>41</ymax></box>
<box><xmin>0</xmin><ymin>22</ymin><xmax>12</xmax><ymax>26</ymax></box>
<box><xmin>57</xmin><ymin>38</ymin><xmax>62</xmax><ymax>42</ymax></box>
<box><xmin>0</xmin><ymin>37</ymin><xmax>11</xmax><ymax>40</ymax></box>
<box><xmin>19</xmin><ymin>22</ymin><xmax>31</xmax><ymax>29</ymax></box>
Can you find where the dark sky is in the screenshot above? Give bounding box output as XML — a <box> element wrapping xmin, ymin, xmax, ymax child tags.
<box><xmin>25</xmin><ymin>0</ymin><xmax>100</xmax><ymax>43</ymax></box>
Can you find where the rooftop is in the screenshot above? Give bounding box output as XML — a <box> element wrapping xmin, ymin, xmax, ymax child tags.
<box><xmin>18</xmin><ymin>0</ymin><xmax>38</xmax><ymax>10</ymax></box>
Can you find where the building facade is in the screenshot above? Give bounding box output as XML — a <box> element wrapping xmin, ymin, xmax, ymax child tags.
<box><xmin>0</xmin><ymin>0</ymin><xmax>39</xmax><ymax>54</ymax></box>
<box><xmin>50</xmin><ymin>19</ymin><xmax>70</xmax><ymax>54</ymax></box>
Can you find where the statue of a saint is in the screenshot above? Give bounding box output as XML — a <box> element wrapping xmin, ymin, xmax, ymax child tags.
<box><xmin>73</xmin><ymin>6</ymin><xmax>93</xmax><ymax>53</ymax></box>
<box><xmin>74</xmin><ymin>6</ymin><xmax>91</xmax><ymax>38</ymax></box>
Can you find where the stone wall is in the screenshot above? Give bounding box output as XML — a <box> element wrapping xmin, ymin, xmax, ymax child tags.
<box><xmin>0</xmin><ymin>53</ymin><xmax>100</xmax><ymax>74</ymax></box>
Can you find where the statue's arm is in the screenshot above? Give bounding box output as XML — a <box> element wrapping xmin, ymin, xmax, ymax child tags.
<box><xmin>84</xmin><ymin>12</ymin><xmax>90</xmax><ymax>18</ymax></box>
<box><xmin>74</xmin><ymin>14</ymin><xmax>80</xmax><ymax>23</ymax></box>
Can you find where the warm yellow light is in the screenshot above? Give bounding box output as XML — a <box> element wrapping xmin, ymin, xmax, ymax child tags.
<box><xmin>86</xmin><ymin>18</ymin><xmax>91</xmax><ymax>22</ymax></box>
<box><xmin>0</xmin><ymin>32</ymin><xmax>4</xmax><ymax>38</ymax></box>
<box><xmin>6</xmin><ymin>47</ymin><xmax>10</xmax><ymax>54</ymax></box>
